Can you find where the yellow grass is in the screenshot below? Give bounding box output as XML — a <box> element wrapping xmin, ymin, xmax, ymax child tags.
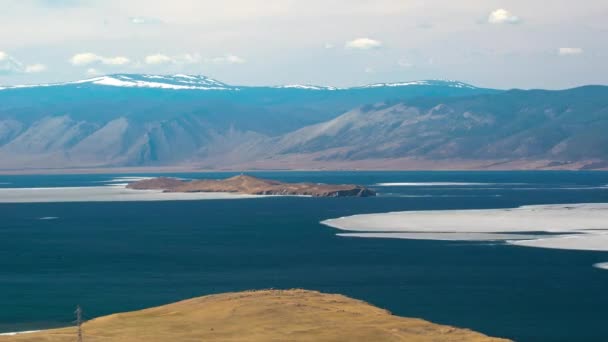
<box><xmin>0</xmin><ymin>289</ymin><xmax>510</xmax><ymax>342</ymax></box>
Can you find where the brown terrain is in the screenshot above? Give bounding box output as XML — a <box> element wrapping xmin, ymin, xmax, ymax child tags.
<box><xmin>127</xmin><ymin>174</ymin><xmax>376</xmax><ymax>197</ymax></box>
<box><xmin>1</xmin><ymin>156</ymin><xmax>605</xmax><ymax>176</ymax></box>
<box><xmin>0</xmin><ymin>289</ymin><xmax>511</xmax><ymax>342</ymax></box>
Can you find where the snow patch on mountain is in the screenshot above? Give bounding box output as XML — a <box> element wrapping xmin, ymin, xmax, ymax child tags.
<box><xmin>0</xmin><ymin>75</ymin><xmax>477</xmax><ymax>91</ymax></box>
<box><xmin>90</xmin><ymin>75</ymin><xmax>234</xmax><ymax>90</ymax></box>
<box><xmin>359</xmin><ymin>80</ymin><xmax>477</xmax><ymax>89</ymax></box>
<box><xmin>273</xmin><ymin>84</ymin><xmax>340</xmax><ymax>91</ymax></box>
<box><xmin>0</xmin><ymin>74</ymin><xmax>236</xmax><ymax>91</ymax></box>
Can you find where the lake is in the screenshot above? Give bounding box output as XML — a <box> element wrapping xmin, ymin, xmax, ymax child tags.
<box><xmin>0</xmin><ymin>171</ymin><xmax>607</xmax><ymax>341</ymax></box>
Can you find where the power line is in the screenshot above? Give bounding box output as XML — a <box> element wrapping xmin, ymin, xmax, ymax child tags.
<box><xmin>75</xmin><ymin>305</ymin><xmax>83</xmax><ymax>342</ymax></box>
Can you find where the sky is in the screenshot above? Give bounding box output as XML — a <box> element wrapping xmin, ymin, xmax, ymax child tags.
<box><xmin>0</xmin><ymin>0</ymin><xmax>606</xmax><ymax>89</ymax></box>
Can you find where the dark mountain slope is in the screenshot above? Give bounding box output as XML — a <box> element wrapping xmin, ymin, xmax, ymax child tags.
<box><xmin>0</xmin><ymin>74</ymin><xmax>606</xmax><ymax>170</ymax></box>
<box><xmin>0</xmin><ymin>75</ymin><xmax>497</xmax><ymax>169</ymax></box>
<box><xmin>267</xmin><ymin>86</ymin><xmax>608</xmax><ymax>165</ymax></box>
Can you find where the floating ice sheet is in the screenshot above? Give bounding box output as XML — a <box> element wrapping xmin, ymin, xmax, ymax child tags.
<box><xmin>322</xmin><ymin>204</ymin><xmax>608</xmax><ymax>268</ymax></box>
<box><xmin>0</xmin><ymin>186</ymin><xmax>263</xmax><ymax>203</ymax></box>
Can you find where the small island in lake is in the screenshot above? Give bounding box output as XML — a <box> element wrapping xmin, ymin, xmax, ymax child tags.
<box><xmin>127</xmin><ymin>175</ymin><xmax>376</xmax><ymax>197</ymax></box>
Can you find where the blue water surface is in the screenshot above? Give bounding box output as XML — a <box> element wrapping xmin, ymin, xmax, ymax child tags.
<box><xmin>0</xmin><ymin>171</ymin><xmax>607</xmax><ymax>341</ymax></box>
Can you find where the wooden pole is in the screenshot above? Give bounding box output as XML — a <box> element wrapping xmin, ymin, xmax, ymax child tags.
<box><xmin>75</xmin><ymin>305</ymin><xmax>83</xmax><ymax>342</ymax></box>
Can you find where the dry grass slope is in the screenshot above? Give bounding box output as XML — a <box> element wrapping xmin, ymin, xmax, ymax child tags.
<box><xmin>0</xmin><ymin>289</ymin><xmax>511</xmax><ymax>342</ymax></box>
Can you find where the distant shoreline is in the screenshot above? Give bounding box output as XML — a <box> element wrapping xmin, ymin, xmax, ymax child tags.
<box><xmin>0</xmin><ymin>161</ymin><xmax>606</xmax><ymax>176</ymax></box>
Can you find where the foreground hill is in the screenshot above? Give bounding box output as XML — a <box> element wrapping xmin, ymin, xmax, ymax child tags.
<box><xmin>0</xmin><ymin>289</ymin><xmax>510</xmax><ymax>342</ymax></box>
<box><xmin>0</xmin><ymin>74</ymin><xmax>606</xmax><ymax>170</ymax></box>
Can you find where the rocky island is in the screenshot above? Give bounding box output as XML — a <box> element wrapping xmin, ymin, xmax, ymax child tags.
<box><xmin>127</xmin><ymin>175</ymin><xmax>376</xmax><ymax>197</ymax></box>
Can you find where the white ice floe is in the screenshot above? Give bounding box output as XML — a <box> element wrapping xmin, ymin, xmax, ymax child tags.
<box><xmin>386</xmin><ymin>194</ymin><xmax>502</xmax><ymax>198</ymax></box>
<box><xmin>0</xmin><ymin>186</ymin><xmax>263</xmax><ymax>203</ymax></box>
<box><xmin>101</xmin><ymin>177</ymin><xmax>193</xmax><ymax>184</ymax></box>
<box><xmin>322</xmin><ymin>203</ymin><xmax>608</xmax><ymax>233</ymax></box>
<box><xmin>0</xmin><ymin>330</ymin><xmax>40</xmax><ymax>336</ymax></box>
<box><xmin>373</xmin><ymin>183</ymin><xmax>607</xmax><ymax>190</ymax></box>
<box><xmin>509</xmin><ymin>233</ymin><xmax>608</xmax><ymax>252</ymax></box>
<box><xmin>322</xmin><ymin>203</ymin><xmax>608</xmax><ymax>268</ymax></box>
<box><xmin>375</xmin><ymin>182</ymin><xmax>502</xmax><ymax>186</ymax></box>
<box><xmin>337</xmin><ymin>232</ymin><xmax>544</xmax><ymax>241</ymax></box>
<box><xmin>594</xmin><ymin>262</ymin><xmax>608</xmax><ymax>270</ymax></box>
<box><xmin>101</xmin><ymin>176</ymin><xmax>154</xmax><ymax>183</ymax></box>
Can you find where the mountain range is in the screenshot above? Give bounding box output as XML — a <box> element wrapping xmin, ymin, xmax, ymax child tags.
<box><xmin>0</xmin><ymin>74</ymin><xmax>606</xmax><ymax>171</ymax></box>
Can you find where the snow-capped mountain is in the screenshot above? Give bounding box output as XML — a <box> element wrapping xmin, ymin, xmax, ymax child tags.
<box><xmin>0</xmin><ymin>74</ymin><xmax>479</xmax><ymax>92</ymax></box>
<box><xmin>85</xmin><ymin>74</ymin><xmax>235</xmax><ymax>90</ymax></box>
<box><xmin>271</xmin><ymin>84</ymin><xmax>340</xmax><ymax>91</ymax></box>
<box><xmin>0</xmin><ymin>74</ymin><xmax>235</xmax><ymax>91</ymax></box>
<box><xmin>1</xmin><ymin>73</ymin><xmax>606</xmax><ymax>170</ymax></box>
<box><xmin>358</xmin><ymin>80</ymin><xmax>478</xmax><ymax>89</ymax></box>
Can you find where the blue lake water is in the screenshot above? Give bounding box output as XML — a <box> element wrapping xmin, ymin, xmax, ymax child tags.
<box><xmin>0</xmin><ymin>171</ymin><xmax>607</xmax><ymax>341</ymax></box>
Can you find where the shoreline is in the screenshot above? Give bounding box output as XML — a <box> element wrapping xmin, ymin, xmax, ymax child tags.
<box><xmin>1</xmin><ymin>160</ymin><xmax>607</xmax><ymax>176</ymax></box>
<box><xmin>1</xmin><ymin>168</ymin><xmax>604</xmax><ymax>176</ymax></box>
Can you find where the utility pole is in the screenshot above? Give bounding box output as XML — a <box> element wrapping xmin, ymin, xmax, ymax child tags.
<box><xmin>75</xmin><ymin>305</ymin><xmax>83</xmax><ymax>342</ymax></box>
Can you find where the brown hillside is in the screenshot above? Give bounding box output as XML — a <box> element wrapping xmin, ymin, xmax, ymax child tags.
<box><xmin>127</xmin><ymin>175</ymin><xmax>376</xmax><ymax>197</ymax></box>
<box><xmin>0</xmin><ymin>289</ymin><xmax>510</xmax><ymax>342</ymax></box>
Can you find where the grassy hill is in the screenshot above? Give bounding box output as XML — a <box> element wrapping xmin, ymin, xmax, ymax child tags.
<box><xmin>0</xmin><ymin>289</ymin><xmax>510</xmax><ymax>341</ymax></box>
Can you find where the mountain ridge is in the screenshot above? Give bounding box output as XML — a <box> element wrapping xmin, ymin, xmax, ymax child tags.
<box><xmin>0</xmin><ymin>74</ymin><xmax>606</xmax><ymax>171</ymax></box>
<box><xmin>0</xmin><ymin>73</ymin><xmax>486</xmax><ymax>92</ymax></box>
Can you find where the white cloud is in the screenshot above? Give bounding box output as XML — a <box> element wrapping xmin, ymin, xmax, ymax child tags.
<box><xmin>208</xmin><ymin>54</ymin><xmax>246</xmax><ymax>64</ymax></box>
<box><xmin>417</xmin><ymin>22</ymin><xmax>434</xmax><ymax>30</ymax></box>
<box><xmin>324</xmin><ymin>43</ymin><xmax>335</xmax><ymax>49</ymax></box>
<box><xmin>345</xmin><ymin>38</ymin><xmax>383</xmax><ymax>50</ymax></box>
<box><xmin>103</xmin><ymin>56</ymin><xmax>130</xmax><ymax>65</ymax></box>
<box><xmin>86</xmin><ymin>68</ymin><xmax>101</xmax><ymax>76</ymax></box>
<box><xmin>179</xmin><ymin>53</ymin><xmax>202</xmax><ymax>64</ymax></box>
<box><xmin>144</xmin><ymin>53</ymin><xmax>245</xmax><ymax>66</ymax></box>
<box><xmin>129</xmin><ymin>16</ymin><xmax>163</xmax><ymax>25</ymax></box>
<box><xmin>0</xmin><ymin>51</ymin><xmax>24</xmax><ymax>74</ymax></box>
<box><xmin>0</xmin><ymin>51</ymin><xmax>46</xmax><ymax>75</ymax></box>
<box><xmin>364</xmin><ymin>66</ymin><xmax>375</xmax><ymax>73</ymax></box>
<box><xmin>70</xmin><ymin>52</ymin><xmax>130</xmax><ymax>66</ymax></box>
<box><xmin>488</xmin><ymin>9</ymin><xmax>520</xmax><ymax>24</ymax></box>
<box><xmin>25</xmin><ymin>64</ymin><xmax>47</xmax><ymax>73</ymax></box>
<box><xmin>144</xmin><ymin>53</ymin><xmax>203</xmax><ymax>65</ymax></box>
<box><xmin>70</xmin><ymin>52</ymin><xmax>101</xmax><ymax>65</ymax></box>
<box><xmin>558</xmin><ymin>47</ymin><xmax>584</xmax><ymax>56</ymax></box>
<box><xmin>145</xmin><ymin>53</ymin><xmax>173</xmax><ymax>65</ymax></box>
<box><xmin>30</xmin><ymin>0</ymin><xmax>85</xmax><ymax>8</ymax></box>
<box><xmin>397</xmin><ymin>59</ymin><xmax>413</xmax><ymax>68</ymax></box>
